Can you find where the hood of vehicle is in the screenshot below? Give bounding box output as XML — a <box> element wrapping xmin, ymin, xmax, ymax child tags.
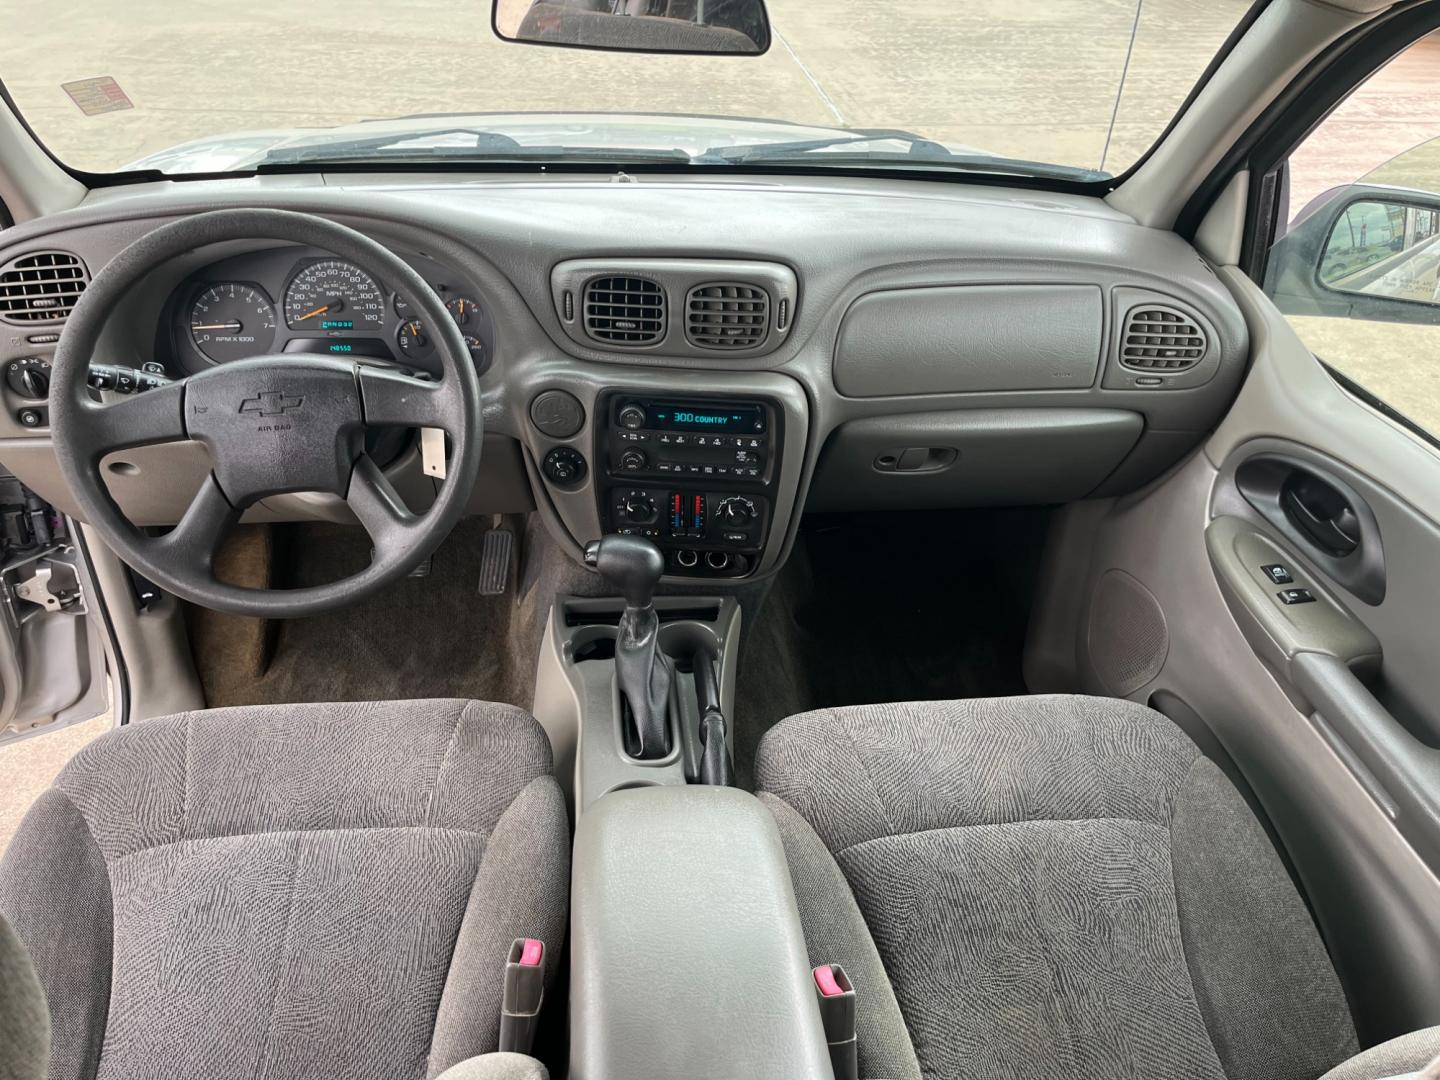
<box><xmin>123</xmin><ymin>112</ymin><xmax>985</xmax><ymax>173</ymax></box>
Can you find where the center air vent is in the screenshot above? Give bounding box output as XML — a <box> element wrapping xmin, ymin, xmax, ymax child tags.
<box><xmin>0</xmin><ymin>251</ymin><xmax>88</xmax><ymax>324</ymax></box>
<box><xmin>1119</xmin><ymin>305</ymin><xmax>1207</xmax><ymax>371</ymax></box>
<box><xmin>583</xmin><ymin>276</ymin><xmax>666</xmax><ymax>346</ymax></box>
<box><xmin>686</xmin><ymin>283</ymin><xmax>769</xmax><ymax>349</ymax></box>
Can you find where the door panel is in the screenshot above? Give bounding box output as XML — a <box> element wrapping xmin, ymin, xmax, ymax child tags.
<box><xmin>0</xmin><ymin>472</ymin><xmax>107</xmax><ymax>744</ymax></box>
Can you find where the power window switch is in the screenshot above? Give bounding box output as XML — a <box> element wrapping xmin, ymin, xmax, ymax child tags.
<box><xmin>1277</xmin><ymin>588</ymin><xmax>1316</xmax><ymax>606</ymax></box>
<box><xmin>1261</xmin><ymin>564</ymin><xmax>1294</xmax><ymax>585</ymax></box>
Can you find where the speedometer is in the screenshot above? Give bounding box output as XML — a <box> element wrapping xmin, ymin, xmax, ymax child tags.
<box><xmin>284</xmin><ymin>260</ymin><xmax>386</xmax><ymax>331</ymax></box>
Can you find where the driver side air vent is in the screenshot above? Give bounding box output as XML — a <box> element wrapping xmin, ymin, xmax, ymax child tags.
<box><xmin>0</xmin><ymin>251</ymin><xmax>89</xmax><ymax>324</ymax></box>
<box><xmin>686</xmin><ymin>283</ymin><xmax>770</xmax><ymax>349</ymax></box>
<box><xmin>1119</xmin><ymin>305</ymin><xmax>1207</xmax><ymax>371</ymax></box>
<box><xmin>583</xmin><ymin>276</ymin><xmax>666</xmax><ymax>346</ymax></box>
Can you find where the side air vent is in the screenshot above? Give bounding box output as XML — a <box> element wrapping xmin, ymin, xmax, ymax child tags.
<box><xmin>0</xmin><ymin>251</ymin><xmax>88</xmax><ymax>324</ymax></box>
<box><xmin>1119</xmin><ymin>305</ymin><xmax>1207</xmax><ymax>371</ymax></box>
<box><xmin>686</xmin><ymin>282</ymin><xmax>770</xmax><ymax>349</ymax></box>
<box><xmin>583</xmin><ymin>276</ymin><xmax>665</xmax><ymax>345</ymax></box>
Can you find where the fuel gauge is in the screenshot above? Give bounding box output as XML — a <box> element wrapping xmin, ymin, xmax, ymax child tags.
<box><xmin>396</xmin><ymin>319</ymin><xmax>434</xmax><ymax>361</ymax></box>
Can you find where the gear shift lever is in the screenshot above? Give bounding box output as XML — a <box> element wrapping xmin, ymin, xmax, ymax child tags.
<box><xmin>584</xmin><ymin>535</ymin><xmax>673</xmax><ymax>759</ymax></box>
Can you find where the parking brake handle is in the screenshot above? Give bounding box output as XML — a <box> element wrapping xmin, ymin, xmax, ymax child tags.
<box><xmin>695</xmin><ymin>652</ymin><xmax>734</xmax><ymax>787</ymax></box>
<box><xmin>585</xmin><ymin>535</ymin><xmax>673</xmax><ymax>760</ymax></box>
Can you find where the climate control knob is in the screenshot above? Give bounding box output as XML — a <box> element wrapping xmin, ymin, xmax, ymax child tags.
<box><xmin>618</xmin><ymin>404</ymin><xmax>647</xmax><ymax>430</ymax></box>
<box><xmin>717</xmin><ymin>496</ymin><xmax>757</xmax><ymax>527</ymax></box>
<box><xmin>620</xmin><ymin>491</ymin><xmax>659</xmax><ymax>525</ymax></box>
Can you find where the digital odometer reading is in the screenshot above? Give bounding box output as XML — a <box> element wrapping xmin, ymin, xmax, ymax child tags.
<box><xmin>647</xmin><ymin>403</ymin><xmax>765</xmax><ymax>434</ymax></box>
<box><xmin>284</xmin><ymin>260</ymin><xmax>386</xmax><ymax>331</ymax></box>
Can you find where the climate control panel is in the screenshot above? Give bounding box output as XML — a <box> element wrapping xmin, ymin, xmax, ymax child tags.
<box><xmin>598</xmin><ymin>394</ymin><xmax>780</xmax><ymax>578</ymax></box>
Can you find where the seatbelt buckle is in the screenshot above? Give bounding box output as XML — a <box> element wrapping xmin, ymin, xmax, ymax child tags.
<box><xmin>499</xmin><ymin>937</ymin><xmax>545</xmax><ymax>1054</ymax></box>
<box><xmin>813</xmin><ymin>963</ymin><xmax>857</xmax><ymax>1080</ymax></box>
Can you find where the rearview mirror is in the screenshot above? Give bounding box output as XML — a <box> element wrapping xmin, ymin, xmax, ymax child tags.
<box><xmin>1319</xmin><ymin>198</ymin><xmax>1440</xmax><ymax>305</ymax></box>
<box><xmin>493</xmin><ymin>0</ymin><xmax>771</xmax><ymax>55</ymax></box>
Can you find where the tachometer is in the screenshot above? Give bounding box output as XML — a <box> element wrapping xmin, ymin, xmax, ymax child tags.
<box><xmin>284</xmin><ymin>259</ymin><xmax>386</xmax><ymax>331</ymax></box>
<box><xmin>189</xmin><ymin>283</ymin><xmax>277</xmax><ymax>363</ymax></box>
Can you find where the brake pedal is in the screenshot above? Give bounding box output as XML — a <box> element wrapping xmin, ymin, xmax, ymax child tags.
<box><xmin>478</xmin><ymin>529</ymin><xmax>514</xmax><ymax>596</ymax></box>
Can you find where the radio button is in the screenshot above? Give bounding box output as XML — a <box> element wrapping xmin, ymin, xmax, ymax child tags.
<box><xmin>619</xmin><ymin>404</ymin><xmax>647</xmax><ymax>430</ymax></box>
<box><xmin>619</xmin><ymin>449</ymin><xmax>648</xmax><ymax>471</ymax></box>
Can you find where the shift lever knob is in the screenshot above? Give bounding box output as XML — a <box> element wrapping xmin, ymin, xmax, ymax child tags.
<box><xmin>585</xmin><ymin>535</ymin><xmax>664</xmax><ymax>610</ymax></box>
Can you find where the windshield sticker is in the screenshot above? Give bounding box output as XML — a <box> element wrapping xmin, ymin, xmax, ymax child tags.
<box><xmin>61</xmin><ymin>77</ymin><xmax>133</xmax><ymax>117</ymax></box>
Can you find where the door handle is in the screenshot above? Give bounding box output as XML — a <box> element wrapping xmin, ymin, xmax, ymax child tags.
<box><xmin>1281</xmin><ymin>473</ymin><xmax>1361</xmax><ymax>557</ymax></box>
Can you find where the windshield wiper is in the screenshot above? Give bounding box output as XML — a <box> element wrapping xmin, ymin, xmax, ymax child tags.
<box><xmin>258</xmin><ymin>127</ymin><xmax>689</xmax><ymax>167</ymax></box>
<box><xmin>694</xmin><ymin>129</ymin><xmax>1109</xmax><ymax>182</ymax></box>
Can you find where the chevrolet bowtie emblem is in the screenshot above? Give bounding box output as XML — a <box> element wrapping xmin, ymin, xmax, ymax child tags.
<box><xmin>239</xmin><ymin>390</ymin><xmax>305</xmax><ymax>417</ymax></box>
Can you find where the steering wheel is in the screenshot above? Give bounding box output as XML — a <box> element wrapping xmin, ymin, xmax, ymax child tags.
<box><xmin>49</xmin><ymin>209</ymin><xmax>483</xmax><ymax>618</ymax></box>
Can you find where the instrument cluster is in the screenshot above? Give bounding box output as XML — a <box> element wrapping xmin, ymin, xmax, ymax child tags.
<box><xmin>167</xmin><ymin>246</ymin><xmax>494</xmax><ymax>377</ymax></box>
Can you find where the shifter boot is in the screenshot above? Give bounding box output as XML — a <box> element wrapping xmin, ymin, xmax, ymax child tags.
<box><xmin>617</xmin><ymin>604</ymin><xmax>674</xmax><ymax>759</ymax></box>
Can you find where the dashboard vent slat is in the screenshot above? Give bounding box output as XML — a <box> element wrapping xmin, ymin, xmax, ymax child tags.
<box><xmin>0</xmin><ymin>251</ymin><xmax>89</xmax><ymax>324</ymax></box>
<box><xmin>583</xmin><ymin>276</ymin><xmax>665</xmax><ymax>345</ymax></box>
<box><xmin>1119</xmin><ymin>305</ymin><xmax>1207</xmax><ymax>371</ymax></box>
<box><xmin>686</xmin><ymin>283</ymin><xmax>769</xmax><ymax>349</ymax></box>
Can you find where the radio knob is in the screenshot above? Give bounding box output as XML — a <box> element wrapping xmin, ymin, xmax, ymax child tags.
<box><xmin>618</xmin><ymin>405</ymin><xmax>647</xmax><ymax>430</ymax></box>
<box><xmin>718</xmin><ymin>497</ymin><xmax>757</xmax><ymax>527</ymax></box>
<box><xmin>621</xmin><ymin>492</ymin><xmax>658</xmax><ymax>525</ymax></box>
<box><xmin>619</xmin><ymin>448</ymin><xmax>648</xmax><ymax>471</ymax></box>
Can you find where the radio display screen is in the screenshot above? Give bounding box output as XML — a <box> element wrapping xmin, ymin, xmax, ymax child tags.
<box><xmin>645</xmin><ymin>403</ymin><xmax>765</xmax><ymax>434</ymax></box>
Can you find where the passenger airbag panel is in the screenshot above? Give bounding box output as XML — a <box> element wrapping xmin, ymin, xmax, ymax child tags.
<box><xmin>834</xmin><ymin>284</ymin><xmax>1104</xmax><ymax>397</ymax></box>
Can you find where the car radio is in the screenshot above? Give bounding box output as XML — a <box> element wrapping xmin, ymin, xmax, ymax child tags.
<box><xmin>597</xmin><ymin>394</ymin><xmax>779</xmax><ymax>577</ymax></box>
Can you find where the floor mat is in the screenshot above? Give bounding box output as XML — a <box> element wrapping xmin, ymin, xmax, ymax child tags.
<box><xmin>191</xmin><ymin>516</ymin><xmax>547</xmax><ymax>710</ymax></box>
<box><xmin>733</xmin><ymin>508</ymin><xmax>1051</xmax><ymax>787</ymax></box>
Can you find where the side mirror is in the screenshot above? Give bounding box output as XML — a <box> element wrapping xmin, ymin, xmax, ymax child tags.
<box><xmin>494</xmin><ymin>0</ymin><xmax>771</xmax><ymax>55</ymax></box>
<box><xmin>1267</xmin><ymin>188</ymin><xmax>1440</xmax><ymax>325</ymax></box>
<box><xmin>1319</xmin><ymin>198</ymin><xmax>1440</xmax><ymax>305</ymax></box>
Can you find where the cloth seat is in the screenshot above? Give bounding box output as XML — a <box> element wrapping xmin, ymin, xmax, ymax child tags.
<box><xmin>0</xmin><ymin>699</ymin><xmax>569</xmax><ymax>1080</ymax></box>
<box><xmin>756</xmin><ymin>694</ymin><xmax>1363</xmax><ymax>1080</ymax></box>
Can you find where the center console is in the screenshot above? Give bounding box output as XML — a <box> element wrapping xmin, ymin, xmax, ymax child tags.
<box><xmin>596</xmin><ymin>393</ymin><xmax>781</xmax><ymax>578</ymax></box>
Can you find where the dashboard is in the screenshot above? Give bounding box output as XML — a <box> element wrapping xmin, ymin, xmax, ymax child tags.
<box><xmin>0</xmin><ymin>172</ymin><xmax>1251</xmax><ymax>582</ymax></box>
<box><xmin>161</xmin><ymin>246</ymin><xmax>495</xmax><ymax>377</ymax></box>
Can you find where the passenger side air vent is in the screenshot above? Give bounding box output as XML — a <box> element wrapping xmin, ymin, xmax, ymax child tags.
<box><xmin>583</xmin><ymin>276</ymin><xmax>666</xmax><ymax>346</ymax></box>
<box><xmin>685</xmin><ymin>283</ymin><xmax>770</xmax><ymax>349</ymax></box>
<box><xmin>0</xmin><ymin>251</ymin><xmax>88</xmax><ymax>324</ymax></box>
<box><xmin>1119</xmin><ymin>305</ymin><xmax>1207</xmax><ymax>371</ymax></box>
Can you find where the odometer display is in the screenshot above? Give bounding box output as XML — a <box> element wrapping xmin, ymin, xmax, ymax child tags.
<box><xmin>189</xmin><ymin>283</ymin><xmax>277</xmax><ymax>363</ymax></box>
<box><xmin>284</xmin><ymin>260</ymin><xmax>386</xmax><ymax>331</ymax></box>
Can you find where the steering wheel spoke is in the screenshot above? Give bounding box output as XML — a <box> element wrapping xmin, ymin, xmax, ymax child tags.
<box><xmin>359</xmin><ymin>366</ymin><xmax>454</xmax><ymax>432</ymax></box>
<box><xmin>77</xmin><ymin>380</ymin><xmax>187</xmax><ymax>463</ymax></box>
<box><xmin>149</xmin><ymin>472</ymin><xmax>239</xmax><ymax>568</ymax></box>
<box><xmin>346</xmin><ymin>454</ymin><xmax>420</xmax><ymax>556</ymax></box>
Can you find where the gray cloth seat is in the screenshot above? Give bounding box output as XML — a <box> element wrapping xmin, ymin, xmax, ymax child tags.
<box><xmin>0</xmin><ymin>699</ymin><xmax>569</xmax><ymax>1080</ymax></box>
<box><xmin>756</xmin><ymin>694</ymin><xmax>1364</xmax><ymax>1080</ymax></box>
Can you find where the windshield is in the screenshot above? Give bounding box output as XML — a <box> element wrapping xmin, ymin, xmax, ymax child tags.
<box><xmin>0</xmin><ymin>0</ymin><xmax>1254</xmax><ymax>180</ymax></box>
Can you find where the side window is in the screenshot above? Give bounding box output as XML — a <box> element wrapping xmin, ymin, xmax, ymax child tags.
<box><xmin>1264</xmin><ymin>32</ymin><xmax>1440</xmax><ymax>437</ymax></box>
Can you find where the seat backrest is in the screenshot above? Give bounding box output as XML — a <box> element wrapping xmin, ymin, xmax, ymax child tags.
<box><xmin>0</xmin><ymin>700</ymin><xmax>568</xmax><ymax>1080</ymax></box>
<box><xmin>0</xmin><ymin>912</ymin><xmax>49</xmax><ymax>1080</ymax></box>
